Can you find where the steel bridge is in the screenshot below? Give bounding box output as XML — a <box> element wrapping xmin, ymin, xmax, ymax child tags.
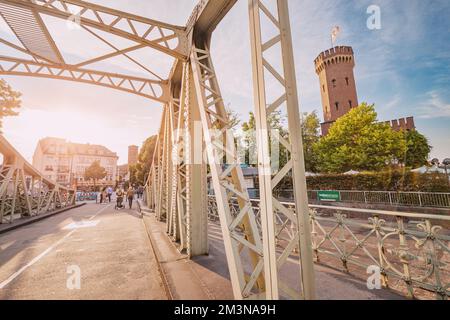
<box><xmin>0</xmin><ymin>0</ymin><xmax>448</xmax><ymax>301</ymax></box>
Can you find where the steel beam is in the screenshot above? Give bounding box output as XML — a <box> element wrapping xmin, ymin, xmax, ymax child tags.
<box><xmin>0</xmin><ymin>0</ymin><xmax>188</xmax><ymax>59</ymax></box>
<box><xmin>248</xmin><ymin>0</ymin><xmax>316</xmax><ymax>299</ymax></box>
<box><xmin>0</xmin><ymin>56</ymin><xmax>169</xmax><ymax>103</ymax></box>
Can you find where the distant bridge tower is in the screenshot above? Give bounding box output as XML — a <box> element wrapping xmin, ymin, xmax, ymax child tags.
<box><xmin>314</xmin><ymin>46</ymin><xmax>359</xmax><ymax>135</ymax></box>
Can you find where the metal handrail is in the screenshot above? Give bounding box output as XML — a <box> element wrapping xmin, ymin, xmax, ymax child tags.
<box><xmin>207</xmin><ymin>195</ymin><xmax>450</xmax><ymax>300</ymax></box>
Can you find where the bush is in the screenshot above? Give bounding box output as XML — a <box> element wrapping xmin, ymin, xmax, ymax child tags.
<box><xmin>303</xmin><ymin>171</ymin><xmax>450</xmax><ymax>192</ymax></box>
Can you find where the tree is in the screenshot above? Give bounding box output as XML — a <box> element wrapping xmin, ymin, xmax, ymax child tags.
<box><xmin>0</xmin><ymin>79</ymin><xmax>22</xmax><ymax>133</ymax></box>
<box><xmin>132</xmin><ymin>135</ymin><xmax>157</xmax><ymax>186</ymax></box>
<box><xmin>226</xmin><ymin>106</ymin><xmax>241</xmax><ymax>131</ymax></box>
<box><xmin>314</xmin><ymin>103</ymin><xmax>407</xmax><ymax>173</ymax></box>
<box><xmin>402</xmin><ymin>130</ymin><xmax>432</xmax><ymax>168</ymax></box>
<box><xmin>301</xmin><ymin>111</ymin><xmax>321</xmax><ymax>172</ymax></box>
<box><xmin>241</xmin><ymin>110</ymin><xmax>289</xmax><ymax>170</ymax></box>
<box><xmin>84</xmin><ymin>161</ymin><xmax>107</xmax><ymax>189</ymax></box>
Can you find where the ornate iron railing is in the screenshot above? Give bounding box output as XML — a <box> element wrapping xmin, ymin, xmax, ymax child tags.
<box><xmin>207</xmin><ymin>195</ymin><xmax>450</xmax><ymax>300</ymax></box>
<box><xmin>276</xmin><ymin>190</ymin><xmax>450</xmax><ymax>208</ymax></box>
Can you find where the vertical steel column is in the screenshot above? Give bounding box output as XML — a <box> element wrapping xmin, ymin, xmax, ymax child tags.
<box><xmin>191</xmin><ymin>43</ymin><xmax>265</xmax><ymax>299</ymax></box>
<box><xmin>186</xmin><ymin>62</ymin><xmax>208</xmax><ymax>257</ymax></box>
<box><xmin>156</xmin><ymin>106</ymin><xmax>169</xmax><ymax>221</ymax></box>
<box><xmin>248</xmin><ymin>0</ymin><xmax>316</xmax><ymax>299</ymax></box>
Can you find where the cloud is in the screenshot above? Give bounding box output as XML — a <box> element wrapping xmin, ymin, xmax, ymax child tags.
<box><xmin>417</xmin><ymin>91</ymin><xmax>450</xmax><ymax>119</ymax></box>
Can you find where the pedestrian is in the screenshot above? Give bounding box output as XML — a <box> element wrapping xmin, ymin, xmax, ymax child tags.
<box><xmin>115</xmin><ymin>187</ymin><xmax>124</xmax><ymax>210</ymax></box>
<box><xmin>126</xmin><ymin>187</ymin><xmax>134</xmax><ymax>209</ymax></box>
<box><xmin>102</xmin><ymin>188</ymin><xmax>107</xmax><ymax>205</ymax></box>
<box><xmin>138</xmin><ymin>185</ymin><xmax>144</xmax><ymax>199</ymax></box>
<box><xmin>107</xmin><ymin>186</ymin><xmax>113</xmax><ymax>203</ymax></box>
<box><xmin>99</xmin><ymin>188</ymin><xmax>104</xmax><ymax>204</ymax></box>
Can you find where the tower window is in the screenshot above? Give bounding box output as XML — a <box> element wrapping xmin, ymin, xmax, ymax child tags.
<box><xmin>345</xmin><ymin>77</ymin><xmax>349</xmax><ymax>86</ymax></box>
<box><xmin>349</xmin><ymin>100</ymin><xmax>352</xmax><ymax>108</ymax></box>
<box><xmin>335</xmin><ymin>102</ymin><xmax>339</xmax><ymax>111</ymax></box>
<box><xmin>332</xmin><ymin>79</ymin><xmax>336</xmax><ymax>87</ymax></box>
<box><xmin>322</xmin><ymin>85</ymin><xmax>325</xmax><ymax>92</ymax></box>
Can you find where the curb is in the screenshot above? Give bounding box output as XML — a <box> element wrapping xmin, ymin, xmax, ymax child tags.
<box><xmin>141</xmin><ymin>215</ymin><xmax>174</xmax><ymax>300</ymax></box>
<box><xmin>0</xmin><ymin>203</ymin><xmax>86</xmax><ymax>235</ymax></box>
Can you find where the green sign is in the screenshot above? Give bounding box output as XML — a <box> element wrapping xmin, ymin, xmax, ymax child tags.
<box><xmin>318</xmin><ymin>191</ymin><xmax>341</xmax><ymax>202</ymax></box>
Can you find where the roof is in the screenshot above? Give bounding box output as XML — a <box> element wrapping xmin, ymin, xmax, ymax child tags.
<box><xmin>38</xmin><ymin>137</ymin><xmax>118</xmax><ymax>158</ymax></box>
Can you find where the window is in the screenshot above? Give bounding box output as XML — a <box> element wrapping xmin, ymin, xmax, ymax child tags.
<box><xmin>332</xmin><ymin>79</ymin><xmax>336</xmax><ymax>88</ymax></box>
<box><xmin>345</xmin><ymin>77</ymin><xmax>349</xmax><ymax>86</ymax></box>
<box><xmin>322</xmin><ymin>85</ymin><xmax>325</xmax><ymax>92</ymax></box>
<box><xmin>349</xmin><ymin>100</ymin><xmax>353</xmax><ymax>108</ymax></box>
<box><xmin>335</xmin><ymin>102</ymin><xmax>339</xmax><ymax>111</ymax></box>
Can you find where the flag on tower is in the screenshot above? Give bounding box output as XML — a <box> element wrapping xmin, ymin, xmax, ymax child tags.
<box><xmin>331</xmin><ymin>26</ymin><xmax>341</xmax><ymax>46</ymax></box>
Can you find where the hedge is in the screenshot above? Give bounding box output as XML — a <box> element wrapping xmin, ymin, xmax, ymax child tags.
<box><xmin>274</xmin><ymin>171</ymin><xmax>450</xmax><ymax>193</ymax></box>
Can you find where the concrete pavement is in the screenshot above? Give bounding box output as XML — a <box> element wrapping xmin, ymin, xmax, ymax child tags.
<box><xmin>0</xmin><ymin>203</ymin><xmax>167</xmax><ymax>300</ymax></box>
<box><xmin>0</xmin><ymin>201</ymin><xmax>405</xmax><ymax>300</ymax></box>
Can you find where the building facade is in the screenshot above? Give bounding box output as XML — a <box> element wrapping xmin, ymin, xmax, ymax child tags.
<box><xmin>32</xmin><ymin>137</ymin><xmax>118</xmax><ymax>190</ymax></box>
<box><xmin>314</xmin><ymin>46</ymin><xmax>415</xmax><ymax>135</ymax></box>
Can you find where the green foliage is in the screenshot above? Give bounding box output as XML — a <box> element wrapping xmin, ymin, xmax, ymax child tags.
<box><xmin>226</xmin><ymin>106</ymin><xmax>241</xmax><ymax>131</ymax></box>
<box><xmin>301</xmin><ymin>111</ymin><xmax>321</xmax><ymax>172</ymax></box>
<box><xmin>401</xmin><ymin>130</ymin><xmax>432</xmax><ymax>168</ymax></box>
<box><xmin>241</xmin><ymin>111</ymin><xmax>289</xmax><ymax>169</ymax></box>
<box><xmin>84</xmin><ymin>161</ymin><xmax>107</xmax><ymax>186</ymax></box>
<box><xmin>305</xmin><ymin>171</ymin><xmax>450</xmax><ymax>192</ymax></box>
<box><xmin>0</xmin><ymin>79</ymin><xmax>22</xmax><ymax>132</ymax></box>
<box><xmin>314</xmin><ymin>103</ymin><xmax>407</xmax><ymax>173</ymax></box>
<box><xmin>130</xmin><ymin>135</ymin><xmax>157</xmax><ymax>186</ymax></box>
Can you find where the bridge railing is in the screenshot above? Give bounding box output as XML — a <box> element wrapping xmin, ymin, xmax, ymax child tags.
<box><xmin>277</xmin><ymin>190</ymin><xmax>450</xmax><ymax>208</ymax></box>
<box><xmin>207</xmin><ymin>195</ymin><xmax>450</xmax><ymax>300</ymax></box>
<box><xmin>0</xmin><ymin>135</ymin><xmax>76</xmax><ymax>224</ymax></box>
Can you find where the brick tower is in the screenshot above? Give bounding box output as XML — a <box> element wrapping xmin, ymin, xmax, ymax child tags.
<box><xmin>128</xmin><ymin>145</ymin><xmax>139</xmax><ymax>166</ymax></box>
<box><xmin>314</xmin><ymin>46</ymin><xmax>359</xmax><ymax>135</ymax></box>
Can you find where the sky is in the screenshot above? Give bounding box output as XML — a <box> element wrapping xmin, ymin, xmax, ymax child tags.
<box><xmin>0</xmin><ymin>0</ymin><xmax>449</xmax><ymax>164</ymax></box>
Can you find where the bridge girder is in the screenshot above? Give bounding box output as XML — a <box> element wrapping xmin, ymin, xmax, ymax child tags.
<box><xmin>0</xmin><ymin>0</ymin><xmax>317</xmax><ymax>301</ymax></box>
<box><xmin>0</xmin><ymin>135</ymin><xmax>76</xmax><ymax>224</ymax></box>
<box><xmin>0</xmin><ymin>0</ymin><xmax>189</xmax><ymax>60</ymax></box>
<box><xmin>0</xmin><ymin>55</ymin><xmax>169</xmax><ymax>103</ymax></box>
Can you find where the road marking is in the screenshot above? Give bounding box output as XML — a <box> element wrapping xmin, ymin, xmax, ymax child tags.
<box><xmin>63</xmin><ymin>220</ymin><xmax>100</xmax><ymax>230</ymax></box>
<box><xmin>0</xmin><ymin>204</ymin><xmax>111</xmax><ymax>289</ymax></box>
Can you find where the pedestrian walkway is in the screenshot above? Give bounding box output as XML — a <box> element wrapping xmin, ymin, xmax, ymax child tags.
<box><xmin>0</xmin><ymin>203</ymin><xmax>167</xmax><ymax>300</ymax></box>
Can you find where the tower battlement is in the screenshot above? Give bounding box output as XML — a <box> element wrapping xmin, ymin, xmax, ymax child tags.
<box><xmin>314</xmin><ymin>46</ymin><xmax>355</xmax><ymax>74</ymax></box>
<box><xmin>384</xmin><ymin>117</ymin><xmax>416</xmax><ymax>132</ymax></box>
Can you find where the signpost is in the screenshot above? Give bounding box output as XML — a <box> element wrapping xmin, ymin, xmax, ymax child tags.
<box><xmin>318</xmin><ymin>191</ymin><xmax>341</xmax><ymax>202</ymax></box>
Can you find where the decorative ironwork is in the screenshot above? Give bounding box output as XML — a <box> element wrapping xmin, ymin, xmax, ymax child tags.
<box><xmin>207</xmin><ymin>196</ymin><xmax>450</xmax><ymax>300</ymax></box>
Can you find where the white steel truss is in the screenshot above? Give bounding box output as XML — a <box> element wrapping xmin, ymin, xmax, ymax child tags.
<box><xmin>0</xmin><ymin>56</ymin><xmax>169</xmax><ymax>103</ymax></box>
<box><xmin>0</xmin><ymin>136</ymin><xmax>75</xmax><ymax>224</ymax></box>
<box><xmin>0</xmin><ymin>0</ymin><xmax>188</xmax><ymax>59</ymax></box>
<box><xmin>248</xmin><ymin>0</ymin><xmax>316</xmax><ymax>299</ymax></box>
<box><xmin>1</xmin><ymin>0</ymin><xmax>316</xmax><ymax>300</ymax></box>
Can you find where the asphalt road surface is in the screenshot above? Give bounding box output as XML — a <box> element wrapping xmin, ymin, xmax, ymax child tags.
<box><xmin>0</xmin><ymin>203</ymin><xmax>167</xmax><ymax>300</ymax></box>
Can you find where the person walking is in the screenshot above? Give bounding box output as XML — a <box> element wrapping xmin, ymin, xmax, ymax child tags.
<box><xmin>102</xmin><ymin>188</ymin><xmax>107</xmax><ymax>205</ymax></box>
<box><xmin>115</xmin><ymin>187</ymin><xmax>124</xmax><ymax>210</ymax></box>
<box><xmin>138</xmin><ymin>185</ymin><xmax>144</xmax><ymax>199</ymax></box>
<box><xmin>107</xmin><ymin>186</ymin><xmax>113</xmax><ymax>203</ymax></box>
<box><xmin>126</xmin><ymin>187</ymin><xmax>135</xmax><ymax>209</ymax></box>
<box><xmin>99</xmin><ymin>188</ymin><xmax>104</xmax><ymax>204</ymax></box>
